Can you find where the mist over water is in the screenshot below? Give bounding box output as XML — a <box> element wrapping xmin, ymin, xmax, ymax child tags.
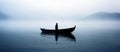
<box><xmin>0</xmin><ymin>19</ymin><xmax>120</xmax><ymax>52</ymax></box>
<box><xmin>0</xmin><ymin>0</ymin><xmax>120</xmax><ymax>52</ymax></box>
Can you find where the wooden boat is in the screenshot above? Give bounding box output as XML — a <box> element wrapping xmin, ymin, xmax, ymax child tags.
<box><xmin>40</xmin><ymin>26</ymin><xmax>76</xmax><ymax>33</ymax></box>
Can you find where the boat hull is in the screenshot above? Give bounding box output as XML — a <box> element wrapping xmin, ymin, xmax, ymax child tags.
<box><xmin>40</xmin><ymin>26</ymin><xmax>76</xmax><ymax>33</ymax></box>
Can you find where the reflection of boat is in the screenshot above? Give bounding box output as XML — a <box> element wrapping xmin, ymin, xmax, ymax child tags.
<box><xmin>40</xmin><ymin>23</ymin><xmax>76</xmax><ymax>43</ymax></box>
<box><xmin>41</xmin><ymin>32</ymin><xmax>76</xmax><ymax>42</ymax></box>
<box><xmin>40</xmin><ymin>26</ymin><xmax>76</xmax><ymax>33</ymax></box>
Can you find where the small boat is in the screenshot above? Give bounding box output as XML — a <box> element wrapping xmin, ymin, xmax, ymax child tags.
<box><xmin>40</xmin><ymin>26</ymin><xmax>76</xmax><ymax>33</ymax></box>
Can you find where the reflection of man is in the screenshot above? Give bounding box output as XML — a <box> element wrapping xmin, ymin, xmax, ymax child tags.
<box><xmin>55</xmin><ymin>23</ymin><xmax>58</xmax><ymax>44</ymax></box>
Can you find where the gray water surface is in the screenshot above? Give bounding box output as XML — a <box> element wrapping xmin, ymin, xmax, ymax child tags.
<box><xmin>0</xmin><ymin>20</ymin><xmax>120</xmax><ymax>52</ymax></box>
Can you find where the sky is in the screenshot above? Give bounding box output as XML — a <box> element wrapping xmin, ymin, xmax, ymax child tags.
<box><xmin>0</xmin><ymin>0</ymin><xmax>120</xmax><ymax>19</ymax></box>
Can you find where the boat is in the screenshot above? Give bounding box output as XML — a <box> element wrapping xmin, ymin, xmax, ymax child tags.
<box><xmin>40</xmin><ymin>26</ymin><xmax>76</xmax><ymax>33</ymax></box>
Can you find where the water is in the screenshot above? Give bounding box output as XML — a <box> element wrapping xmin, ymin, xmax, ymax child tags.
<box><xmin>0</xmin><ymin>20</ymin><xmax>120</xmax><ymax>52</ymax></box>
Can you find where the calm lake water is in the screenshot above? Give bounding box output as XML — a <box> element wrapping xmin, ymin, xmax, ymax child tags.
<box><xmin>0</xmin><ymin>20</ymin><xmax>120</xmax><ymax>52</ymax></box>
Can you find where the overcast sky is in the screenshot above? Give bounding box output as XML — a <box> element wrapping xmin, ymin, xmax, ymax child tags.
<box><xmin>0</xmin><ymin>0</ymin><xmax>120</xmax><ymax>19</ymax></box>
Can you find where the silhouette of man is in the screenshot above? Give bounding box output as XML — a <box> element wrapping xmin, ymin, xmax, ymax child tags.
<box><xmin>55</xmin><ymin>23</ymin><xmax>58</xmax><ymax>30</ymax></box>
<box><xmin>55</xmin><ymin>23</ymin><xmax>58</xmax><ymax>43</ymax></box>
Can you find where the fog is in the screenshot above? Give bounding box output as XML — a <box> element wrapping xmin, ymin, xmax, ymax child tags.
<box><xmin>1</xmin><ymin>1</ymin><xmax>120</xmax><ymax>52</ymax></box>
<box><xmin>0</xmin><ymin>0</ymin><xmax>120</xmax><ymax>20</ymax></box>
